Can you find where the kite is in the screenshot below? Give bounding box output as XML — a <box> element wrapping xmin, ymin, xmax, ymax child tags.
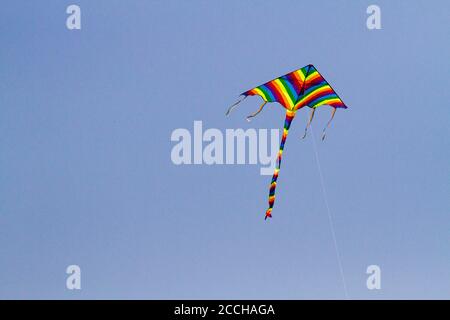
<box><xmin>226</xmin><ymin>64</ymin><xmax>348</xmax><ymax>220</ymax></box>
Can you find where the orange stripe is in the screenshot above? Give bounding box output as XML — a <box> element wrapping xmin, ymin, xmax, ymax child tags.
<box><xmin>270</xmin><ymin>80</ymin><xmax>291</xmax><ymax>108</ymax></box>
<box><xmin>296</xmin><ymin>86</ymin><xmax>333</xmax><ymax>107</ymax></box>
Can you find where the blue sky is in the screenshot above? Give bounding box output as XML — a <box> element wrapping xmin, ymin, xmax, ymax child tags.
<box><xmin>0</xmin><ymin>0</ymin><xmax>449</xmax><ymax>299</ymax></box>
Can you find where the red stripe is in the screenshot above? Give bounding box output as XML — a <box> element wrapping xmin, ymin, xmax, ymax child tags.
<box><xmin>289</xmin><ymin>72</ymin><xmax>303</xmax><ymax>94</ymax></box>
<box><xmin>300</xmin><ymin>87</ymin><xmax>334</xmax><ymax>107</ymax></box>
<box><xmin>265</xmin><ymin>81</ymin><xmax>289</xmax><ymax>109</ymax></box>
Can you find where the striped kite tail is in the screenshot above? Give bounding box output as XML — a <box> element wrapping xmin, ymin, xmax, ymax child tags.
<box><xmin>265</xmin><ymin>110</ymin><xmax>296</xmax><ymax>220</ymax></box>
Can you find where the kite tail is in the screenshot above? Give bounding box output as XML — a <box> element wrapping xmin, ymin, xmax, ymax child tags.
<box><xmin>265</xmin><ymin>109</ymin><xmax>296</xmax><ymax>220</ymax></box>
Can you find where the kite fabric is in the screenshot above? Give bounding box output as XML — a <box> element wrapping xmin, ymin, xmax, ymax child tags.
<box><xmin>226</xmin><ymin>64</ymin><xmax>348</xmax><ymax>220</ymax></box>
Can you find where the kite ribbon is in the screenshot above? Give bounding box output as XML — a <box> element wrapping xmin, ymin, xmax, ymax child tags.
<box><xmin>265</xmin><ymin>109</ymin><xmax>296</xmax><ymax>220</ymax></box>
<box><xmin>302</xmin><ymin>107</ymin><xmax>316</xmax><ymax>139</ymax></box>
<box><xmin>225</xmin><ymin>96</ymin><xmax>247</xmax><ymax>116</ymax></box>
<box><xmin>246</xmin><ymin>101</ymin><xmax>267</xmax><ymax>122</ymax></box>
<box><xmin>321</xmin><ymin>107</ymin><xmax>337</xmax><ymax>141</ymax></box>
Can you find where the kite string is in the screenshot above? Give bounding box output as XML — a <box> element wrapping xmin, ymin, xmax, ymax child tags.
<box><xmin>310</xmin><ymin>125</ymin><xmax>349</xmax><ymax>299</ymax></box>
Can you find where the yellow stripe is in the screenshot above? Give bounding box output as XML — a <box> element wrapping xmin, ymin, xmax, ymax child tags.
<box><xmin>313</xmin><ymin>98</ymin><xmax>341</xmax><ymax>107</ymax></box>
<box><xmin>295</xmin><ymin>69</ymin><xmax>306</xmax><ymax>81</ymax></box>
<box><xmin>273</xmin><ymin>79</ymin><xmax>294</xmax><ymax>107</ymax></box>
<box><xmin>306</xmin><ymin>71</ymin><xmax>320</xmax><ymax>83</ymax></box>
<box><xmin>295</xmin><ymin>85</ymin><xmax>331</xmax><ymax>106</ymax></box>
<box><xmin>286</xmin><ymin>109</ymin><xmax>296</xmax><ymax>117</ymax></box>
<box><xmin>252</xmin><ymin>88</ymin><xmax>269</xmax><ymax>101</ymax></box>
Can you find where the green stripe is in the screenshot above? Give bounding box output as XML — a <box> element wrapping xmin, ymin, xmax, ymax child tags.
<box><xmin>310</xmin><ymin>94</ymin><xmax>339</xmax><ymax>107</ymax></box>
<box><xmin>278</xmin><ymin>78</ymin><xmax>297</xmax><ymax>105</ymax></box>
<box><xmin>299</xmin><ymin>83</ymin><xmax>329</xmax><ymax>103</ymax></box>
<box><xmin>300</xmin><ymin>66</ymin><xmax>310</xmax><ymax>78</ymax></box>
<box><xmin>258</xmin><ymin>86</ymin><xmax>275</xmax><ymax>102</ymax></box>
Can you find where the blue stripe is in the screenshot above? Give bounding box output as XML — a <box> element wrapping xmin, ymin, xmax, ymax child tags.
<box><xmin>308</xmin><ymin>93</ymin><xmax>339</xmax><ymax>107</ymax></box>
<box><xmin>259</xmin><ymin>84</ymin><xmax>276</xmax><ymax>101</ymax></box>
<box><xmin>282</xmin><ymin>78</ymin><xmax>298</xmax><ymax>101</ymax></box>
<box><xmin>302</xmin><ymin>82</ymin><xmax>327</xmax><ymax>96</ymax></box>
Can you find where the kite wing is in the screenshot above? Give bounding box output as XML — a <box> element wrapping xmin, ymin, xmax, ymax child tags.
<box><xmin>226</xmin><ymin>66</ymin><xmax>311</xmax><ymax>116</ymax></box>
<box><xmin>295</xmin><ymin>65</ymin><xmax>348</xmax><ymax>110</ymax></box>
<box><xmin>242</xmin><ymin>67</ymin><xmax>310</xmax><ymax>110</ymax></box>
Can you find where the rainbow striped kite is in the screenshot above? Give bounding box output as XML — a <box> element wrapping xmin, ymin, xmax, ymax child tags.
<box><xmin>226</xmin><ymin>64</ymin><xmax>348</xmax><ymax>220</ymax></box>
